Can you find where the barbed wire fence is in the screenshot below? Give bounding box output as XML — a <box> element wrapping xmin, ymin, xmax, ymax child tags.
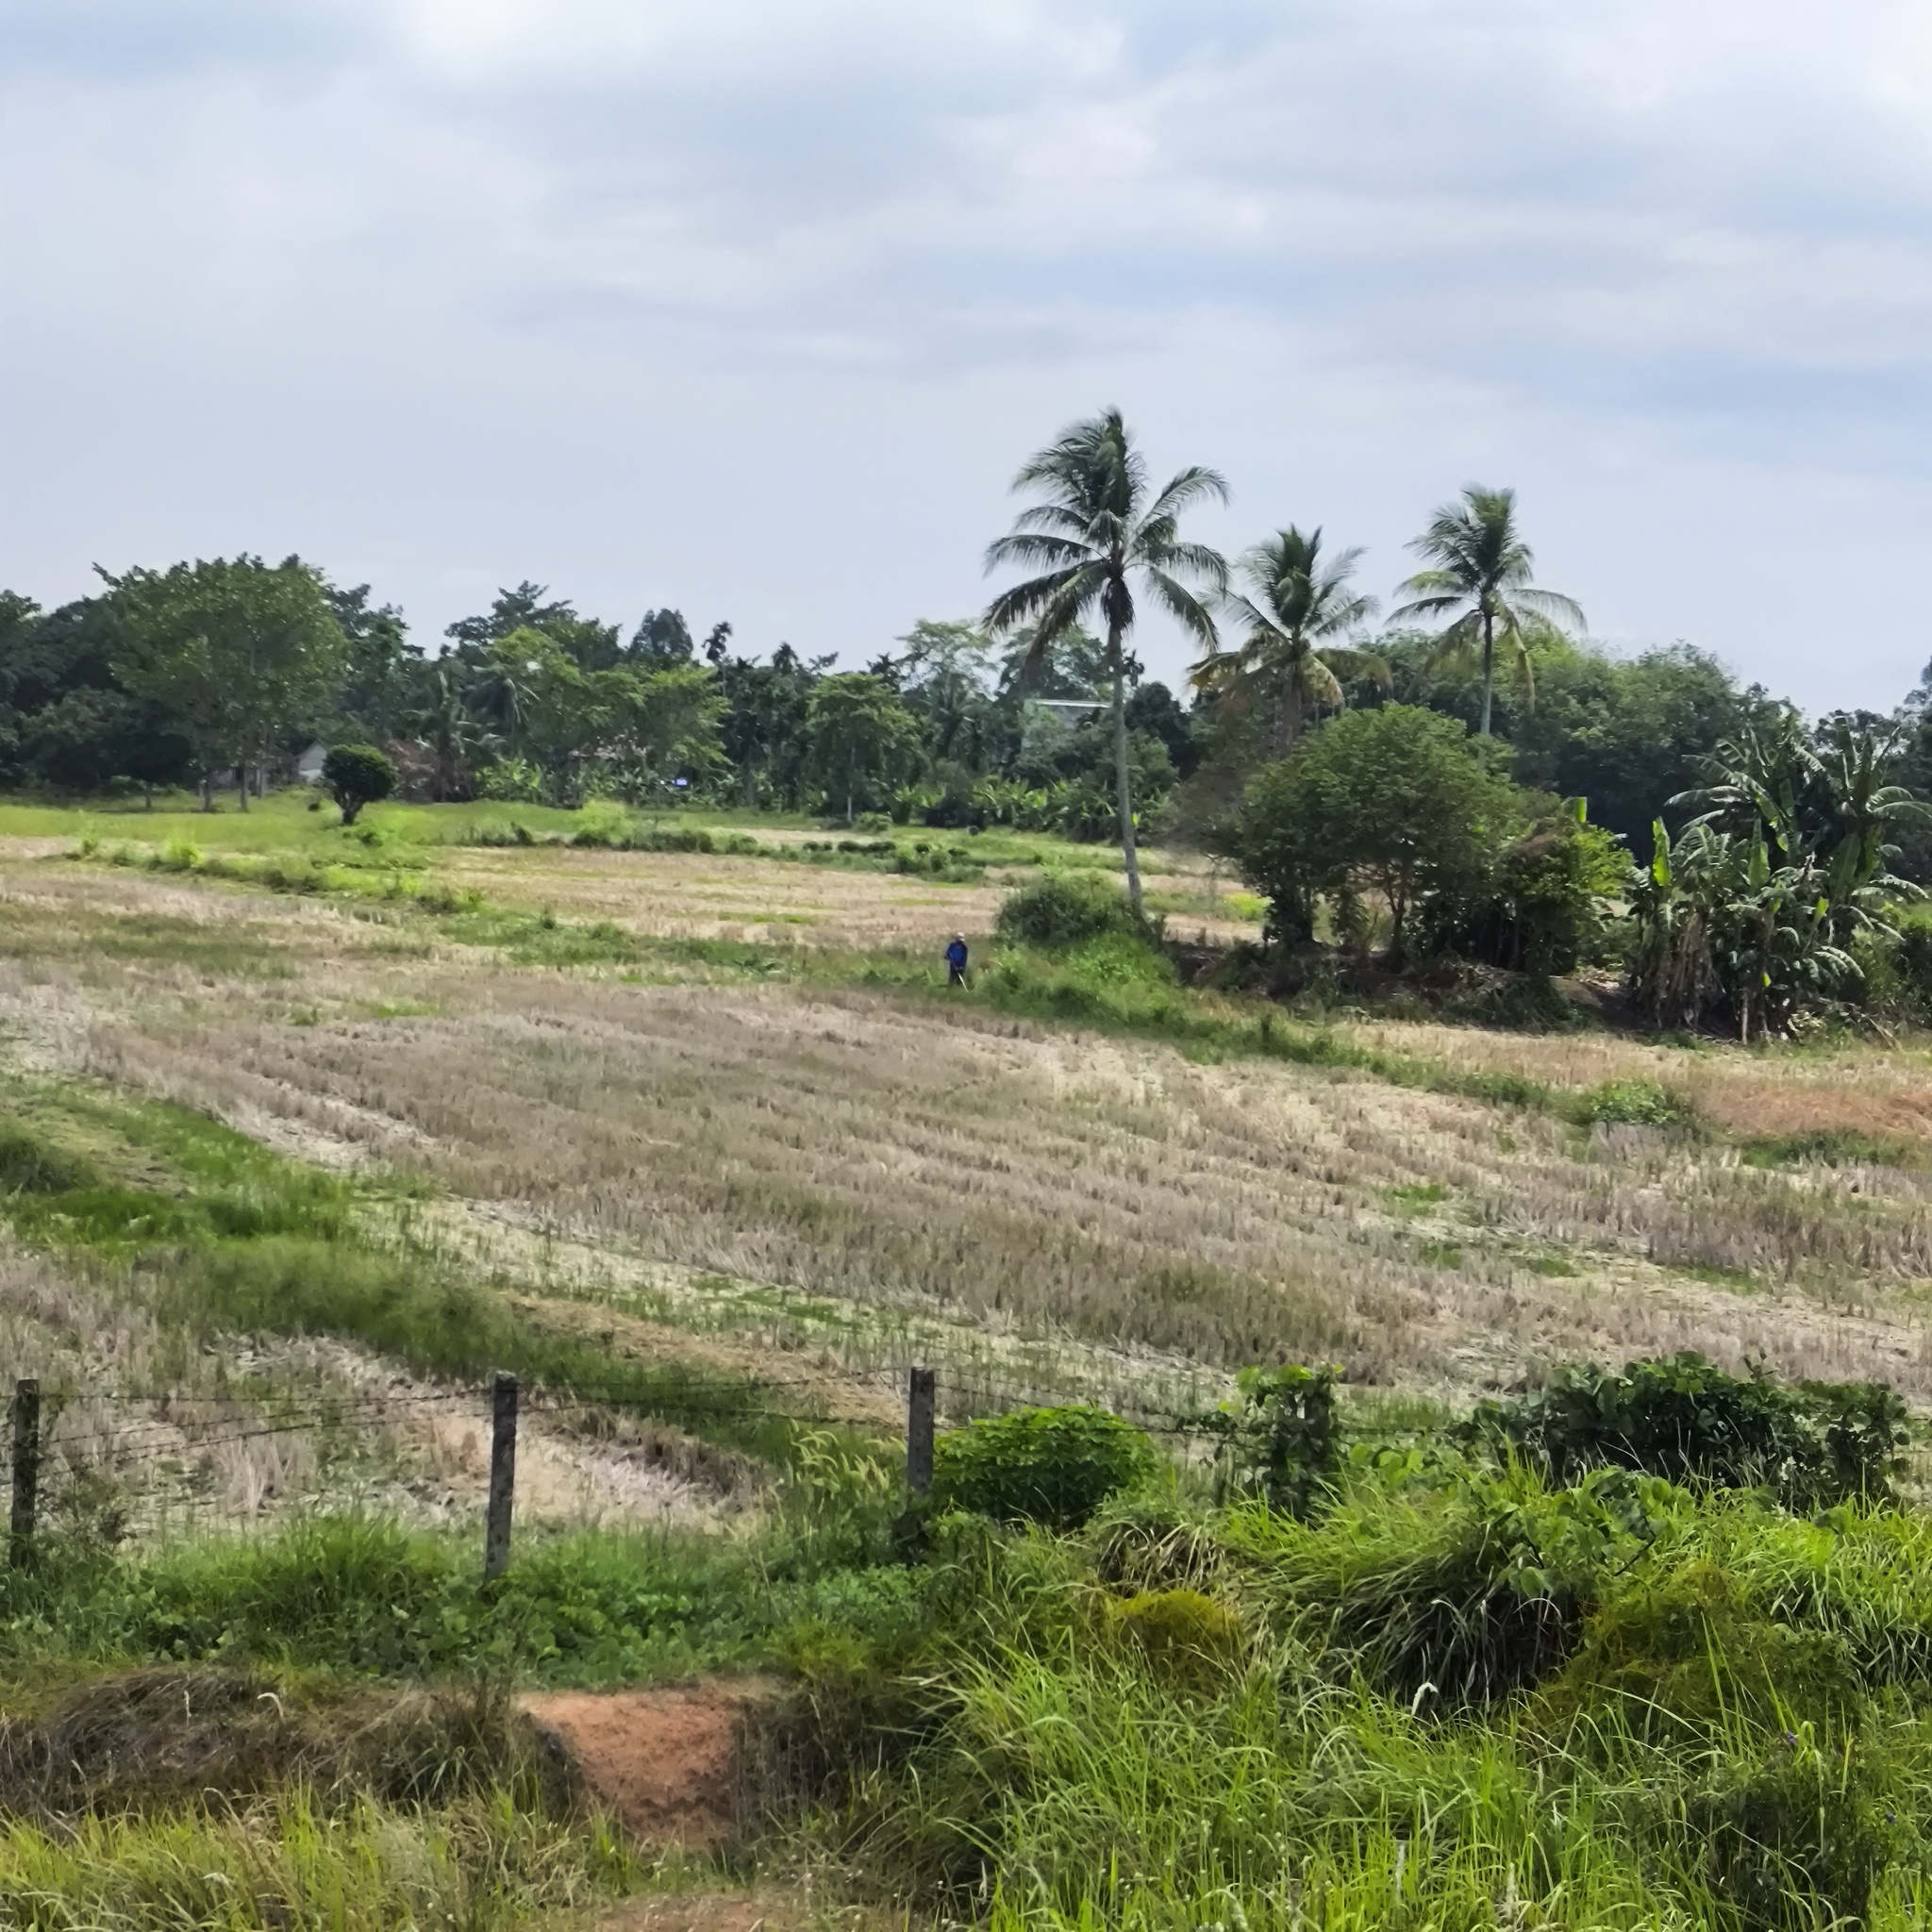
<box><xmin>3</xmin><ymin>1361</ymin><xmax>1237</xmax><ymax>1578</ymax></box>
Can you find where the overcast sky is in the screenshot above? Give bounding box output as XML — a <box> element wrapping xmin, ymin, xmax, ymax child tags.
<box><xmin>3</xmin><ymin>1</ymin><xmax>1930</xmax><ymax>710</ymax></box>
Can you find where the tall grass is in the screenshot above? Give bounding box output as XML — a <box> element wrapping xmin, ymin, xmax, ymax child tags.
<box><xmin>0</xmin><ymin>1785</ymin><xmax>633</xmax><ymax>1931</ymax></box>
<box><xmin>785</xmin><ymin>1476</ymin><xmax>1932</xmax><ymax>1931</ymax></box>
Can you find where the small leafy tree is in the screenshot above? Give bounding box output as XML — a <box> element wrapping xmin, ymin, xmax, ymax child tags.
<box><xmin>1233</xmin><ymin>705</ymin><xmax>1524</xmax><ymax>958</ymax></box>
<box><xmin>322</xmin><ymin>744</ymin><xmax>395</xmax><ymax>825</ymax></box>
<box><xmin>1197</xmin><ymin>1364</ymin><xmax>1342</xmax><ymax>1519</ymax></box>
<box><xmin>804</xmin><ymin>673</ymin><xmax>924</xmax><ymax>822</ymax></box>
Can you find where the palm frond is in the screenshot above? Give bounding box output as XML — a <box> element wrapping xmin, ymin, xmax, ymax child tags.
<box><xmin>983</xmin><ymin>563</ymin><xmax>1104</xmax><ymax>640</ymax></box>
<box><xmin>1143</xmin><ymin>465</ymin><xmax>1230</xmax><ymax>525</ymax></box>
<box><xmin>1141</xmin><ymin>567</ymin><xmax>1220</xmax><ymax>651</ymax></box>
<box><xmin>985</xmin><ymin>532</ymin><xmax>1097</xmax><ymax>573</ymax></box>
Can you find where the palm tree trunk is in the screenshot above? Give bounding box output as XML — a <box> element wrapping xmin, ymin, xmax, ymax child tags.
<box><xmin>1109</xmin><ymin>625</ymin><xmax>1142</xmax><ymax>916</ymax></box>
<box><xmin>1478</xmin><ymin>610</ymin><xmax>1494</xmax><ymax>737</ymax></box>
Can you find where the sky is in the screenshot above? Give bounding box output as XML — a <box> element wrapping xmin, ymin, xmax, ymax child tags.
<box><xmin>3</xmin><ymin>0</ymin><xmax>1931</xmax><ymax>712</ymax></box>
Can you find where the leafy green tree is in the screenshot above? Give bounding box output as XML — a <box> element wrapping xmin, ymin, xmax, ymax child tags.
<box><xmin>984</xmin><ymin>409</ymin><xmax>1227</xmax><ymax>914</ymax></box>
<box><xmin>322</xmin><ymin>744</ymin><xmax>395</xmax><ymax>824</ymax></box>
<box><xmin>447</xmin><ymin>582</ymin><xmax>621</xmax><ymax>671</ymax></box>
<box><xmin>715</xmin><ymin>644</ymin><xmax>830</xmax><ymax>809</ymax></box>
<box><xmin>1193</xmin><ymin>526</ymin><xmax>1386</xmax><ymax>753</ymax></box>
<box><xmin>1392</xmin><ymin>487</ymin><xmax>1584</xmax><ymax>738</ymax></box>
<box><xmin>488</xmin><ymin>628</ymin><xmax>724</xmax><ymax>802</ymax></box>
<box><xmin>805</xmin><ymin>673</ymin><xmax>924</xmax><ymax>822</ymax></box>
<box><xmin>1234</xmin><ymin>705</ymin><xmax>1524</xmax><ymax>959</ymax></box>
<box><xmin>327</xmin><ymin>581</ymin><xmax>419</xmax><ymax>741</ymax></box>
<box><xmin>108</xmin><ymin>556</ymin><xmax>347</xmax><ymax>810</ymax></box>
<box><xmin>0</xmin><ymin>592</ymin><xmax>192</xmax><ymax>802</ymax></box>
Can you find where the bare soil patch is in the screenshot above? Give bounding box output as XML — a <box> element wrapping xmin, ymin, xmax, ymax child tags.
<box><xmin>523</xmin><ymin>1680</ymin><xmax>779</xmax><ymax>1850</ymax></box>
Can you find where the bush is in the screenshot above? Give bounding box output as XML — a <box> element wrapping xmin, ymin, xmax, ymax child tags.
<box><xmin>475</xmin><ymin>758</ymin><xmax>546</xmax><ymax>804</ymax></box>
<box><xmin>1196</xmin><ymin>1363</ymin><xmax>1341</xmax><ymax>1520</ymax></box>
<box><xmin>321</xmin><ymin>745</ymin><xmax>395</xmax><ymax>826</ymax></box>
<box><xmin>853</xmin><ymin>811</ymin><xmax>892</xmax><ymax>835</ymax></box>
<box><xmin>995</xmin><ymin>872</ymin><xmax>1142</xmax><ymax>951</ymax></box>
<box><xmin>1585</xmin><ymin>1076</ymin><xmax>1683</xmax><ymax>1125</ymax></box>
<box><xmin>1423</xmin><ymin>800</ymin><xmax>1631</xmax><ymax>976</ymax></box>
<box><xmin>933</xmin><ymin>1406</ymin><xmax>1157</xmax><ymax>1530</ymax></box>
<box><xmin>1455</xmin><ymin>1353</ymin><xmax>1908</xmax><ymax>1507</ymax></box>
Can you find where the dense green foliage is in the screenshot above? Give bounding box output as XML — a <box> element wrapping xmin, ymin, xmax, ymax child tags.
<box><xmin>1632</xmin><ymin>716</ymin><xmax>1929</xmax><ymax>1037</ymax></box>
<box><xmin>1233</xmin><ymin>705</ymin><xmax>1531</xmax><ymax>956</ymax></box>
<box><xmin>320</xmin><ymin>742</ymin><xmax>394</xmax><ymax>824</ymax></box>
<box><xmin>1455</xmin><ymin>1351</ymin><xmax>1909</xmax><ymax>1507</ymax></box>
<box><xmin>1196</xmin><ymin>1363</ymin><xmax>1342</xmax><ymax>1518</ymax></box>
<box><xmin>933</xmin><ymin>1406</ymin><xmax>1158</xmax><ymax>1529</ymax></box>
<box><xmin>993</xmin><ymin>871</ymin><xmax>1144</xmax><ymax>949</ymax></box>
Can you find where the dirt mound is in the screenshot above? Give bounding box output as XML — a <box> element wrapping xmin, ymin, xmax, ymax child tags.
<box><xmin>522</xmin><ymin>1679</ymin><xmax>779</xmax><ymax>1850</ymax></box>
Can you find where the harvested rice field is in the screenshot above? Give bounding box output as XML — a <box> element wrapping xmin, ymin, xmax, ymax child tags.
<box><xmin>7</xmin><ymin>810</ymin><xmax>1932</xmax><ymax>1546</ymax></box>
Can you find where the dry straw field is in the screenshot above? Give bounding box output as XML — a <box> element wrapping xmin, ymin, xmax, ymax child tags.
<box><xmin>7</xmin><ymin>828</ymin><xmax>1932</xmax><ymax>1534</ymax></box>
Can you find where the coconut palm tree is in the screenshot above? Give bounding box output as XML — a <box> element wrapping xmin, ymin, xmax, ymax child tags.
<box><xmin>983</xmin><ymin>409</ymin><xmax>1227</xmax><ymax>913</ymax></box>
<box><xmin>1391</xmin><ymin>486</ymin><xmax>1584</xmax><ymax>737</ymax></box>
<box><xmin>1191</xmin><ymin>526</ymin><xmax>1387</xmax><ymax>755</ymax></box>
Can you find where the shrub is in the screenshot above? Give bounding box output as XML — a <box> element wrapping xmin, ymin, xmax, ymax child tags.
<box><xmin>475</xmin><ymin>758</ymin><xmax>545</xmax><ymax>803</ymax></box>
<box><xmin>1585</xmin><ymin>1076</ymin><xmax>1683</xmax><ymax>1125</ymax></box>
<box><xmin>1455</xmin><ymin>1353</ymin><xmax>1908</xmax><ymax>1508</ymax></box>
<box><xmin>1195</xmin><ymin>1363</ymin><xmax>1341</xmax><ymax>1520</ymax></box>
<box><xmin>852</xmin><ymin>810</ymin><xmax>893</xmax><ymax>836</ymax></box>
<box><xmin>321</xmin><ymin>745</ymin><xmax>395</xmax><ymax>826</ymax></box>
<box><xmin>933</xmin><ymin>1406</ymin><xmax>1157</xmax><ymax>1530</ymax></box>
<box><xmin>995</xmin><ymin>872</ymin><xmax>1142</xmax><ymax>950</ymax></box>
<box><xmin>1423</xmin><ymin>800</ymin><xmax>1631</xmax><ymax>976</ymax></box>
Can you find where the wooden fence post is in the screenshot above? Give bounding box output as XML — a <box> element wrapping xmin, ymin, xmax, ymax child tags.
<box><xmin>484</xmin><ymin>1372</ymin><xmax>518</xmax><ymax>1581</ymax></box>
<box><xmin>9</xmin><ymin>1379</ymin><xmax>40</xmax><ymax>1568</ymax></box>
<box><xmin>907</xmin><ymin>1367</ymin><xmax>936</xmax><ymax>1494</ymax></box>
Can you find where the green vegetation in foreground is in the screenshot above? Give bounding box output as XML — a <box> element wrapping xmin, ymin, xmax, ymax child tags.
<box><xmin>0</xmin><ymin>1079</ymin><xmax>884</xmax><ymax>1469</ymax></box>
<box><xmin>11</xmin><ymin>1372</ymin><xmax>1932</xmax><ymax>1929</ymax></box>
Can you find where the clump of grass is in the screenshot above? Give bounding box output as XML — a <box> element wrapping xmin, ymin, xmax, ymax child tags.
<box><xmin>0</xmin><ymin>1784</ymin><xmax>633</xmax><ymax>1931</ymax></box>
<box><xmin>1740</xmin><ymin>1128</ymin><xmax>1918</xmax><ymax>1170</ymax></box>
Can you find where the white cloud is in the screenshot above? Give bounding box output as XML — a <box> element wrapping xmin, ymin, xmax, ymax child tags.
<box><xmin>2</xmin><ymin>0</ymin><xmax>1930</xmax><ymax>701</ymax></box>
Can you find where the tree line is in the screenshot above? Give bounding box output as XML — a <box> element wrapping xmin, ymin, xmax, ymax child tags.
<box><xmin>6</xmin><ymin>407</ymin><xmax>1932</xmax><ymax>1037</ymax></box>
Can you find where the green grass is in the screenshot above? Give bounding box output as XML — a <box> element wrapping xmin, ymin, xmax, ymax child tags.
<box><xmin>3</xmin><ymin>787</ymin><xmax>1151</xmax><ymax>875</ymax></box>
<box><xmin>778</xmin><ymin>1474</ymin><xmax>1932</xmax><ymax>1931</ymax></box>
<box><xmin>0</xmin><ymin>1080</ymin><xmax>889</xmax><ymax>1469</ymax></box>
<box><xmin>0</xmin><ymin>1785</ymin><xmax>636</xmax><ymax>1932</ymax></box>
<box><xmin>1740</xmin><ymin>1128</ymin><xmax>1920</xmax><ymax>1170</ymax></box>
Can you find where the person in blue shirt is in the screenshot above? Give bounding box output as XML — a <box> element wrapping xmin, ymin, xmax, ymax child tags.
<box><xmin>945</xmin><ymin>933</ymin><xmax>969</xmax><ymax>986</ymax></box>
